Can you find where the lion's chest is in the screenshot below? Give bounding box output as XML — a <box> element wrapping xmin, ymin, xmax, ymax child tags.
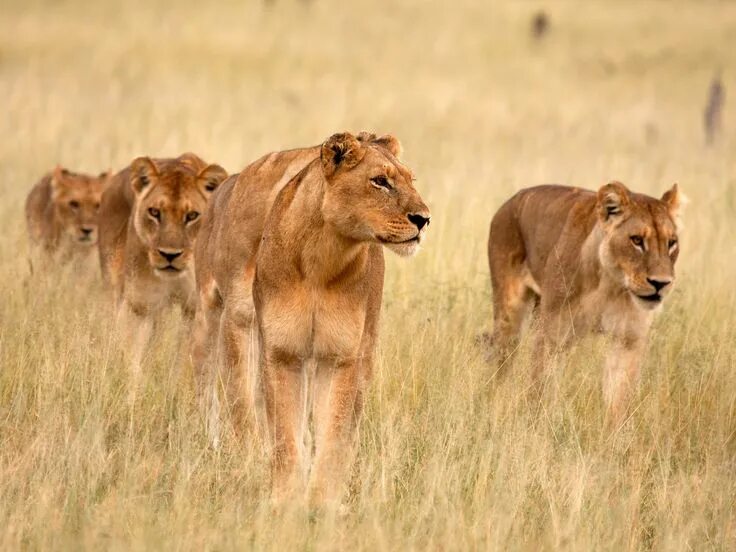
<box><xmin>260</xmin><ymin>284</ymin><xmax>366</xmax><ymax>361</ymax></box>
<box><xmin>125</xmin><ymin>268</ymin><xmax>196</xmax><ymax>311</ymax></box>
<box><xmin>579</xmin><ymin>289</ymin><xmax>652</xmax><ymax>342</ymax></box>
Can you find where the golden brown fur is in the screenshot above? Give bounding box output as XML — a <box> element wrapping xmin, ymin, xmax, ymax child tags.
<box><xmin>193</xmin><ymin>132</ymin><xmax>430</xmax><ymax>505</ymax></box>
<box><xmin>98</xmin><ymin>153</ymin><xmax>228</xmax><ymax>381</ymax></box>
<box><xmin>488</xmin><ymin>182</ymin><xmax>683</xmax><ymax>421</ymax></box>
<box><xmin>25</xmin><ymin>166</ymin><xmax>110</xmax><ymax>261</ymax></box>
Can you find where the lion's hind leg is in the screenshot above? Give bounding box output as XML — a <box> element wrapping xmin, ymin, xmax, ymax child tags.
<box><xmin>488</xmin><ymin>215</ymin><xmax>539</xmax><ymax>370</ymax></box>
<box><xmin>490</xmin><ymin>267</ymin><xmax>538</xmax><ymax>366</ymax></box>
<box><xmin>191</xmin><ymin>281</ymin><xmax>224</xmax><ymax>448</ymax></box>
<box><xmin>216</xmin><ymin>274</ymin><xmax>261</xmax><ymax>440</ymax></box>
<box><xmin>487</xmin><ymin>201</ymin><xmax>540</xmax><ymax>369</ymax></box>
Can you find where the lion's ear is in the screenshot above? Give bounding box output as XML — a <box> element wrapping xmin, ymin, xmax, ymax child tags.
<box><xmin>597</xmin><ymin>181</ymin><xmax>630</xmax><ymax>222</ymax></box>
<box><xmin>50</xmin><ymin>165</ymin><xmax>70</xmax><ymax>196</ymax></box>
<box><xmin>177</xmin><ymin>152</ymin><xmax>207</xmax><ymax>172</ymax></box>
<box><xmin>197</xmin><ymin>164</ymin><xmax>228</xmax><ymax>195</ymax></box>
<box><xmin>131</xmin><ymin>157</ymin><xmax>159</xmax><ymax>195</ymax></box>
<box><xmin>661</xmin><ymin>183</ymin><xmax>685</xmax><ymax>215</ymax></box>
<box><xmin>321</xmin><ymin>132</ymin><xmax>365</xmax><ymax>178</ymax></box>
<box><xmin>373</xmin><ymin>134</ymin><xmax>403</xmax><ymax>158</ymax></box>
<box><xmin>661</xmin><ymin>183</ymin><xmax>687</xmax><ymax>230</ymax></box>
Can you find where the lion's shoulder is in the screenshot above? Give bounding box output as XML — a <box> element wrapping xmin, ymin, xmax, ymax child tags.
<box><xmin>25</xmin><ymin>174</ymin><xmax>55</xmax><ymax>241</ymax></box>
<box><xmin>25</xmin><ymin>173</ymin><xmax>53</xmax><ymax>213</ymax></box>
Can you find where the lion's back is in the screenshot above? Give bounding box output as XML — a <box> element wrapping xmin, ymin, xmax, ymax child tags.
<box><xmin>502</xmin><ymin>185</ymin><xmax>596</xmax><ymax>259</ymax></box>
<box><xmin>199</xmin><ymin>146</ymin><xmax>321</xmax><ymax>294</ymax></box>
<box><xmin>98</xmin><ymin>167</ymin><xmax>134</xmax><ymax>283</ymax></box>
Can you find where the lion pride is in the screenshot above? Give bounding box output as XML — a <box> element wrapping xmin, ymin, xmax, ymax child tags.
<box><xmin>25</xmin><ymin>166</ymin><xmax>110</xmax><ymax>261</ymax></box>
<box><xmin>193</xmin><ymin>132</ymin><xmax>430</xmax><ymax>506</ymax></box>
<box><xmin>488</xmin><ymin>182</ymin><xmax>683</xmax><ymax>421</ymax></box>
<box><xmin>98</xmin><ymin>153</ymin><xmax>228</xmax><ymax>379</ymax></box>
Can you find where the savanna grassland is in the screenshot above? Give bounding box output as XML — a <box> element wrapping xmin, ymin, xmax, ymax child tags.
<box><xmin>1</xmin><ymin>0</ymin><xmax>735</xmax><ymax>549</ymax></box>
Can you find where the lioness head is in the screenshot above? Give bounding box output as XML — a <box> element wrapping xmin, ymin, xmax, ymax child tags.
<box><xmin>131</xmin><ymin>155</ymin><xmax>228</xmax><ymax>277</ymax></box>
<box><xmin>597</xmin><ymin>181</ymin><xmax>683</xmax><ymax>310</ymax></box>
<box><xmin>51</xmin><ymin>166</ymin><xmax>109</xmax><ymax>245</ymax></box>
<box><xmin>320</xmin><ymin>132</ymin><xmax>430</xmax><ymax>257</ymax></box>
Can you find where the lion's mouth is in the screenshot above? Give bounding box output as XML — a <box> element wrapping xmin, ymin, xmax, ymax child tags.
<box><xmin>378</xmin><ymin>235</ymin><xmax>420</xmax><ymax>245</ymax></box>
<box><xmin>156</xmin><ymin>265</ymin><xmax>183</xmax><ymax>273</ymax></box>
<box><xmin>634</xmin><ymin>292</ymin><xmax>662</xmax><ymax>304</ymax></box>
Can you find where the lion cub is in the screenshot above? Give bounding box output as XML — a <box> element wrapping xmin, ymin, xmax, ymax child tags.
<box><xmin>25</xmin><ymin>166</ymin><xmax>110</xmax><ymax>262</ymax></box>
<box><xmin>488</xmin><ymin>182</ymin><xmax>683</xmax><ymax>421</ymax></box>
<box><xmin>98</xmin><ymin>153</ymin><xmax>228</xmax><ymax>379</ymax></box>
<box><xmin>194</xmin><ymin>132</ymin><xmax>430</xmax><ymax>506</ymax></box>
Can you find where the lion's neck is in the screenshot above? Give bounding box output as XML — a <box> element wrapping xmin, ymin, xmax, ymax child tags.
<box><xmin>581</xmin><ymin>224</ymin><xmax>612</xmax><ymax>290</ymax></box>
<box><xmin>278</xmin><ymin>166</ymin><xmax>369</xmax><ymax>285</ymax></box>
<box><xmin>580</xmin><ymin>222</ymin><xmax>632</xmax><ymax>303</ymax></box>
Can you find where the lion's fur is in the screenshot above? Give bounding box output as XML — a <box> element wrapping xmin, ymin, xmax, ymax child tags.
<box><xmin>488</xmin><ymin>182</ymin><xmax>683</xmax><ymax>421</ymax></box>
<box><xmin>25</xmin><ymin>166</ymin><xmax>109</xmax><ymax>260</ymax></box>
<box><xmin>193</xmin><ymin>132</ymin><xmax>429</xmax><ymax>505</ymax></box>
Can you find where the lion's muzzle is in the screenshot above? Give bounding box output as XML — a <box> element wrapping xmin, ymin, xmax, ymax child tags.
<box><xmin>152</xmin><ymin>248</ymin><xmax>189</xmax><ymax>275</ymax></box>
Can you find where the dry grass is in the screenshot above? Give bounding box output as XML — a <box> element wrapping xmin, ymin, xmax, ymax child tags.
<box><xmin>1</xmin><ymin>0</ymin><xmax>735</xmax><ymax>549</ymax></box>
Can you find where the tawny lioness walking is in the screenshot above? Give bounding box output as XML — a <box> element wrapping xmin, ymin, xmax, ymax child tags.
<box><xmin>193</xmin><ymin>132</ymin><xmax>430</xmax><ymax>505</ymax></box>
<box><xmin>25</xmin><ymin>166</ymin><xmax>110</xmax><ymax>263</ymax></box>
<box><xmin>488</xmin><ymin>182</ymin><xmax>683</xmax><ymax>421</ymax></box>
<box><xmin>98</xmin><ymin>153</ymin><xmax>228</xmax><ymax>381</ymax></box>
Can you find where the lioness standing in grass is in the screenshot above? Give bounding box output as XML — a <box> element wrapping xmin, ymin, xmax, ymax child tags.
<box><xmin>192</xmin><ymin>132</ymin><xmax>404</xmax><ymax>432</ymax></box>
<box><xmin>488</xmin><ymin>182</ymin><xmax>683</xmax><ymax>421</ymax></box>
<box><xmin>194</xmin><ymin>132</ymin><xmax>430</xmax><ymax>506</ymax></box>
<box><xmin>98</xmin><ymin>153</ymin><xmax>228</xmax><ymax>381</ymax></box>
<box><xmin>25</xmin><ymin>166</ymin><xmax>110</xmax><ymax>262</ymax></box>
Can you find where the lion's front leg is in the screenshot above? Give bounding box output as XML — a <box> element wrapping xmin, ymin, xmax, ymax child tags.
<box><xmin>262</xmin><ymin>347</ymin><xmax>308</xmax><ymax>502</ymax></box>
<box><xmin>602</xmin><ymin>339</ymin><xmax>645</xmax><ymax>425</ymax></box>
<box><xmin>531</xmin><ymin>306</ymin><xmax>572</xmax><ymax>380</ymax></box>
<box><xmin>117</xmin><ymin>299</ymin><xmax>154</xmax><ymax>403</ymax></box>
<box><xmin>308</xmin><ymin>356</ymin><xmax>366</xmax><ymax>509</ymax></box>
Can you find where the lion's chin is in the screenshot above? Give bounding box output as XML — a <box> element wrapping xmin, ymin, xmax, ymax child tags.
<box><xmin>384</xmin><ymin>239</ymin><xmax>420</xmax><ymax>257</ymax></box>
<box><xmin>630</xmin><ymin>291</ymin><xmax>664</xmax><ymax>311</ymax></box>
<box><xmin>154</xmin><ymin>266</ymin><xmax>187</xmax><ymax>278</ymax></box>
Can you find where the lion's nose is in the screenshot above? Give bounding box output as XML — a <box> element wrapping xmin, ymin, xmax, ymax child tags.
<box><xmin>81</xmin><ymin>227</ymin><xmax>94</xmax><ymax>236</ymax></box>
<box><xmin>159</xmin><ymin>249</ymin><xmax>183</xmax><ymax>263</ymax></box>
<box><xmin>408</xmin><ymin>213</ymin><xmax>430</xmax><ymax>231</ymax></box>
<box><xmin>647</xmin><ymin>277</ymin><xmax>672</xmax><ymax>292</ymax></box>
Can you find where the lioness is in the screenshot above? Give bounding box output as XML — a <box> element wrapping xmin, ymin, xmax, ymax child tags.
<box><xmin>488</xmin><ymin>182</ymin><xmax>683</xmax><ymax>421</ymax></box>
<box><xmin>98</xmin><ymin>153</ymin><xmax>228</xmax><ymax>379</ymax></box>
<box><xmin>25</xmin><ymin>166</ymin><xmax>110</xmax><ymax>261</ymax></box>
<box><xmin>194</xmin><ymin>132</ymin><xmax>430</xmax><ymax>505</ymax></box>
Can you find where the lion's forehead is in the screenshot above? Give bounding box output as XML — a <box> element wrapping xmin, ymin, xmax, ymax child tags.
<box><xmin>141</xmin><ymin>175</ymin><xmax>204</xmax><ymax>213</ymax></box>
<box><xmin>627</xmin><ymin>199</ymin><xmax>677</xmax><ymax>238</ymax></box>
<box><xmin>56</xmin><ymin>185</ymin><xmax>103</xmax><ymax>203</ymax></box>
<box><xmin>364</xmin><ymin>145</ymin><xmax>413</xmax><ymax>177</ymax></box>
<box><xmin>389</xmin><ymin>162</ymin><xmax>414</xmax><ymax>182</ymax></box>
<box><xmin>59</xmin><ymin>174</ymin><xmax>103</xmax><ymax>189</ymax></box>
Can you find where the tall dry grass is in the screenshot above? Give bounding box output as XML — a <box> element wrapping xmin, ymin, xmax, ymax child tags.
<box><xmin>1</xmin><ymin>0</ymin><xmax>735</xmax><ymax>549</ymax></box>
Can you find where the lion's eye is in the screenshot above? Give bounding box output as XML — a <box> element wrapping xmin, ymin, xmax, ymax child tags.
<box><xmin>69</xmin><ymin>200</ymin><xmax>80</xmax><ymax>209</ymax></box>
<box><xmin>630</xmin><ymin>235</ymin><xmax>644</xmax><ymax>248</ymax></box>
<box><xmin>668</xmin><ymin>238</ymin><xmax>678</xmax><ymax>251</ymax></box>
<box><xmin>185</xmin><ymin>211</ymin><xmax>199</xmax><ymax>223</ymax></box>
<box><xmin>148</xmin><ymin>207</ymin><xmax>160</xmax><ymax>220</ymax></box>
<box><xmin>371</xmin><ymin>176</ymin><xmax>392</xmax><ymax>191</ymax></box>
